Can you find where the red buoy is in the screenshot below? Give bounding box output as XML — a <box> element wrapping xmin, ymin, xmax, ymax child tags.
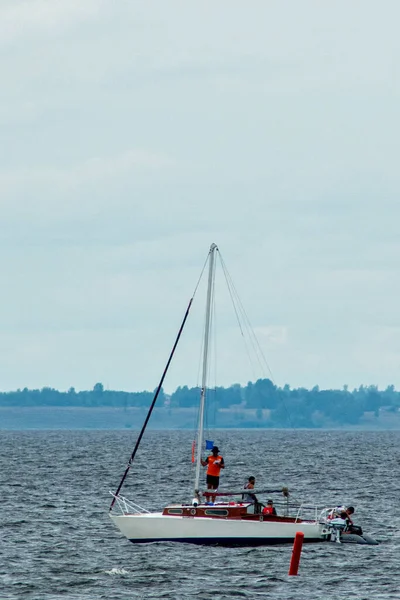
<box><xmin>288</xmin><ymin>531</ymin><xmax>304</xmax><ymax>576</ymax></box>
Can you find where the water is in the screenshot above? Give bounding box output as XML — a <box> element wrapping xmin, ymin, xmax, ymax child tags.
<box><xmin>1</xmin><ymin>429</ymin><xmax>399</xmax><ymax>599</ymax></box>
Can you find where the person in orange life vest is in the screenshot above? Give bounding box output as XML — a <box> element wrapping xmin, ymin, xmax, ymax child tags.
<box><xmin>262</xmin><ymin>499</ymin><xmax>277</xmax><ymax>516</ymax></box>
<box><xmin>201</xmin><ymin>446</ymin><xmax>224</xmax><ymax>490</ymax></box>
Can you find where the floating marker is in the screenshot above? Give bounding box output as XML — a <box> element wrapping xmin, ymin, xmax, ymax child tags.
<box><xmin>288</xmin><ymin>531</ymin><xmax>304</xmax><ymax>576</ymax></box>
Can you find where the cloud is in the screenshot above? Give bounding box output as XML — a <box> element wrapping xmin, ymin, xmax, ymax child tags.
<box><xmin>0</xmin><ymin>149</ymin><xmax>178</xmax><ymax>234</ymax></box>
<box><xmin>0</xmin><ymin>0</ymin><xmax>102</xmax><ymax>45</ymax></box>
<box><xmin>1</xmin><ymin>148</ymin><xmax>175</xmax><ymax>190</ymax></box>
<box><xmin>254</xmin><ymin>326</ymin><xmax>288</xmax><ymax>346</ymax></box>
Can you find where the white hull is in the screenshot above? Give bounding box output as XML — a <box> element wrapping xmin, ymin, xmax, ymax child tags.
<box><xmin>110</xmin><ymin>512</ymin><xmax>330</xmax><ymax>546</ymax></box>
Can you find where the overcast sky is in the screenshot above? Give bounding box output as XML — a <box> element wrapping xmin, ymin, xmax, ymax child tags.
<box><xmin>1</xmin><ymin>0</ymin><xmax>399</xmax><ymax>393</ymax></box>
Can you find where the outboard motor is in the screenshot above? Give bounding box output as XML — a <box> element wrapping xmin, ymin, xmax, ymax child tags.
<box><xmin>328</xmin><ymin>520</ymin><xmax>379</xmax><ymax>545</ymax></box>
<box><xmin>327</xmin><ymin>518</ymin><xmax>347</xmax><ymax>543</ymax></box>
<box><xmin>321</xmin><ymin>507</ymin><xmax>379</xmax><ymax>545</ymax></box>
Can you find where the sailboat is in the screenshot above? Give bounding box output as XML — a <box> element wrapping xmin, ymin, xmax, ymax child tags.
<box><xmin>109</xmin><ymin>244</ymin><xmax>373</xmax><ymax>546</ymax></box>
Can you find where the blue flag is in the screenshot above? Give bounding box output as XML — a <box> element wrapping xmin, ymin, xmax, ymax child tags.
<box><xmin>205</xmin><ymin>440</ymin><xmax>214</xmax><ymax>450</ymax></box>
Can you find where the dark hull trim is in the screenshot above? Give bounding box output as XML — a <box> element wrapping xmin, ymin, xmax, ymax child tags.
<box><xmin>128</xmin><ymin>537</ymin><xmax>326</xmax><ymax>547</ymax></box>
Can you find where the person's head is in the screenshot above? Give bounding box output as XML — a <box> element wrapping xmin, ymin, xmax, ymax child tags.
<box><xmin>340</xmin><ymin>511</ymin><xmax>348</xmax><ymax>519</ymax></box>
<box><xmin>346</xmin><ymin>506</ymin><xmax>355</xmax><ymax>515</ymax></box>
<box><xmin>212</xmin><ymin>446</ymin><xmax>219</xmax><ymax>455</ymax></box>
<box><xmin>267</xmin><ymin>499</ymin><xmax>273</xmax><ymax>506</ymax></box>
<box><xmin>248</xmin><ymin>476</ymin><xmax>255</xmax><ymax>484</ymax></box>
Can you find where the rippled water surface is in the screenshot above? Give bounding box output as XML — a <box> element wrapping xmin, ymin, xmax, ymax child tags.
<box><xmin>1</xmin><ymin>429</ymin><xmax>399</xmax><ymax>599</ymax></box>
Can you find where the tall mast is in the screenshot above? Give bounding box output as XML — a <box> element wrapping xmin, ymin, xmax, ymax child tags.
<box><xmin>194</xmin><ymin>243</ymin><xmax>218</xmax><ymax>497</ymax></box>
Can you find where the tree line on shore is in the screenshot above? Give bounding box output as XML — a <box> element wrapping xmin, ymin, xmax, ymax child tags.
<box><xmin>1</xmin><ymin>379</ymin><xmax>400</xmax><ymax>427</ymax></box>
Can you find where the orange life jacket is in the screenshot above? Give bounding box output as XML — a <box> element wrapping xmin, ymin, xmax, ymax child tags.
<box><xmin>207</xmin><ymin>455</ymin><xmax>223</xmax><ymax>476</ymax></box>
<box><xmin>262</xmin><ymin>505</ymin><xmax>274</xmax><ymax>515</ymax></box>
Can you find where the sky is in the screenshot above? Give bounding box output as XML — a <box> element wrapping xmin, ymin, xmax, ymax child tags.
<box><xmin>1</xmin><ymin>0</ymin><xmax>399</xmax><ymax>393</ymax></box>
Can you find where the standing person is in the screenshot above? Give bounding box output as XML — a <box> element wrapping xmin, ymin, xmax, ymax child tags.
<box><xmin>242</xmin><ymin>476</ymin><xmax>259</xmax><ymax>513</ymax></box>
<box><xmin>242</xmin><ymin>476</ymin><xmax>257</xmax><ymax>503</ymax></box>
<box><xmin>201</xmin><ymin>446</ymin><xmax>224</xmax><ymax>495</ymax></box>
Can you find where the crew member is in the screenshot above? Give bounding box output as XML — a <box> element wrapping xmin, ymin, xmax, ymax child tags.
<box><xmin>242</xmin><ymin>476</ymin><xmax>257</xmax><ymax>503</ymax></box>
<box><xmin>243</xmin><ymin>476</ymin><xmax>261</xmax><ymax>514</ymax></box>
<box><xmin>262</xmin><ymin>499</ymin><xmax>277</xmax><ymax>516</ymax></box>
<box><xmin>345</xmin><ymin>506</ymin><xmax>355</xmax><ymax>525</ymax></box>
<box><xmin>201</xmin><ymin>446</ymin><xmax>224</xmax><ymax>493</ymax></box>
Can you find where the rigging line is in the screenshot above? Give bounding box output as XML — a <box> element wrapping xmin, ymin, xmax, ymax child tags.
<box><xmin>218</xmin><ymin>255</ymin><xmax>261</xmax><ymax>382</ymax></box>
<box><xmin>219</xmin><ymin>253</ymin><xmax>294</xmax><ymax>429</ymax></box>
<box><xmin>219</xmin><ymin>252</ymin><xmax>275</xmax><ymax>382</ymax></box>
<box><xmin>220</xmin><ymin>265</ymin><xmax>258</xmax><ymax>382</ymax></box>
<box><xmin>109</xmin><ymin>296</ymin><xmax>194</xmax><ymax>511</ymax></box>
<box><xmin>219</xmin><ymin>254</ymin><xmax>256</xmax><ymax>345</ymax></box>
<box><xmin>196</xmin><ymin>303</ymin><xmax>206</xmax><ymax>390</ymax></box>
<box><xmin>193</xmin><ymin>298</ymin><xmax>207</xmax><ymax>440</ymax></box>
<box><xmin>191</xmin><ymin>247</ymin><xmax>212</xmax><ymax>298</ymax></box>
<box><xmin>218</xmin><ymin>255</ymin><xmax>245</xmax><ymax>338</ymax></box>
<box><xmin>193</xmin><ymin>292</ymin><xmax>206</xmax><ymax>441</ymax></box>
<box><xmin>219</xmin><ymin>256</ymin><xmax>260</xmax><ymax>383</ymax></box>
<box><xmin>220</xmin><ymin>254</ymin><xmax>269</xmax><ymax>376</ymax></box>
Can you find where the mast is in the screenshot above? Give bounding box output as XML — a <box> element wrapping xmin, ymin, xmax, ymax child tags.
<box><xmin>194</xmin><ymin>243</ymin><xmax>218</xmax><ymax>497</ymax></box>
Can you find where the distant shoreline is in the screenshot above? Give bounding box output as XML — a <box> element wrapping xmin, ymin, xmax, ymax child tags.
<box><xmin>1</xmin><ymin>406</ymin><xmax>400</xmax><ymax>431</ymax></box>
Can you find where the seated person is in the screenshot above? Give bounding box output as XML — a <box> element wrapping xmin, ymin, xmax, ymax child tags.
<box><xmin>262</xmin><ymin>499</ymin><xmax>277</xmax><ymax>516</ymax></box>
